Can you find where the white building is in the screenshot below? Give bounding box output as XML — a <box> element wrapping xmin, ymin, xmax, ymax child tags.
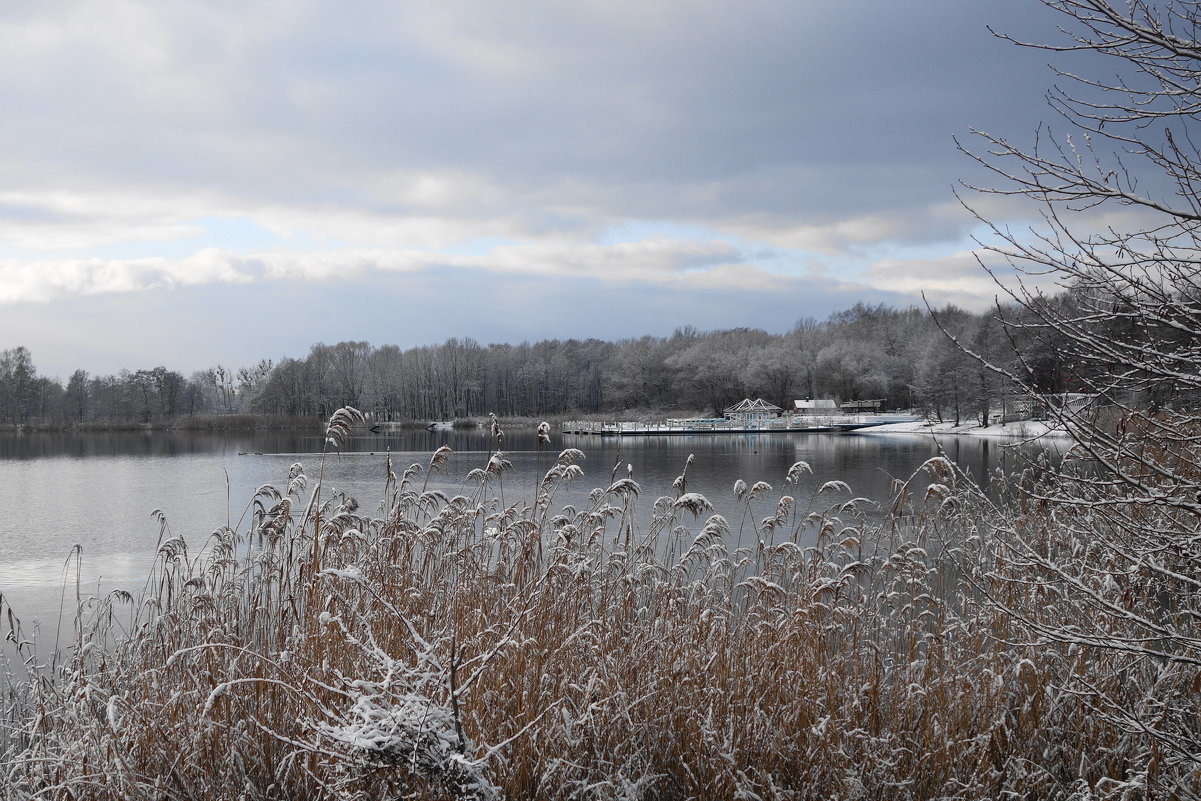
<box><xmin>724</xmin><ymin>398</ymin><xmax>784</xmax><ymax>421</ymax></box>
<box><xmin>793</xmin><ymin>399</ymin><xmax>840</xmax><ymax>412</ymax></box>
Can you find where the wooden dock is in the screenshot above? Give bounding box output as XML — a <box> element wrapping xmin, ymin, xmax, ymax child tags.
<box><xmin>561</xmin><ymin>415</ymin><xmax>921</xmax><ymax>437</ymax></box>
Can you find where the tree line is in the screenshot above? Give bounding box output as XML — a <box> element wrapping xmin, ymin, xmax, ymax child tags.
<box><xmin>0</xmin><ymin>290</ymin><xmax>1189</xmax><ymax>428</ymax></box>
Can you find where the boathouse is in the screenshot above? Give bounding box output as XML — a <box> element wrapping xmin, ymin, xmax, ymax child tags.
<box><xmin>840</xmin><ymin>399</ymin><xmax>885</xmax><ymax>412</ymax></box>
<box><xmin>723</xmin><ymin>398</ymin><xmax>783</xmax><ymax>422</ymax></box>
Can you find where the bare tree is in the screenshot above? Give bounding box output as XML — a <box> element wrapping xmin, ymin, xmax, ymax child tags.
<box><xmin>65</xmin><ymin>369</ymin><xmax>88</xmax><ymax>423</ymax></box>
<box><xmin>236</xmin><ymin>359</ymin><xmax>274</xmax><ymax>412</ymax></box>
<box><xmin>962</xmin><ymin>0</ymin><xmax>1201</xmax><ymax>783</ymax></box>
<box><xmin>207</xmin><ymin>365</ymin><xmax>237</xmax><ymax>414</ymax></box>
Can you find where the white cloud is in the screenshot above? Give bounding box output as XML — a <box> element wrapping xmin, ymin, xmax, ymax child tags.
<box><xmin>860</xmin><ymin>248</ymin><xmax>1068</xmax><ymax>311</ymax></box>
<box><xmin>259</xmin><ymin>249</ymin><xmax>429</xmax><ymax>281</ymax></box>
<box><xmin>723</xmin><ymin>201</ymin><xmax>981</xmax><ymax>256</ymax></box>
<box><xmin>0</xmin><ymin>237</ymin><xmax>791</xmax><ymax>305</ymax></box>
<box><xmin>0</xmin><ymin>183</ymin><xmax>526</xmax><ymax>254</ymax></box>
<box><xmin>0</xmin><ymin>252</ymin><xmax>253</xmax><ymax>303</ymax></box>
<box><xmin>0</xmin><ymin>187</ymin><xmax>223</xmax><ymax>251</ymax></box>
<box><xmin>449</xmin><ymin>239</ymin><xmax>748</xmax><ymax>281</ymax></box>
<box><xmin>867</xmin><ymin>251</ymin><xmax>996</xmax><ymax>305</ymax></box>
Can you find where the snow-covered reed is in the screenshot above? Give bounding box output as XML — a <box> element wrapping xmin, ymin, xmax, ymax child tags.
<box><xmin>0</xmin><ymin>409</ymin><xmax>1191</xmax><ymax>799</ymax></box>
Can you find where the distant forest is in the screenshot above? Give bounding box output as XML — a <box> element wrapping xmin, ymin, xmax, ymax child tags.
<box><xmin>0</xmin><ymin>296</ymin><xmax>1131</xmax><ymax>428</ymax></box>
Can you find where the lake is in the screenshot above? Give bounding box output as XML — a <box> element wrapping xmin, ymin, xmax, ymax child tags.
<box><xmin>0</xmin><ymin>425</ymin><xmax>1053</xmax><ymax>629</ymax></box>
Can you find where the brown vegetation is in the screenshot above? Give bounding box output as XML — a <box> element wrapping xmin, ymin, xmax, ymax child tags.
<box><xmin>0</xmin><ymin>409</ymin><xmax>1191</xmax><ymax>799</ymax></box>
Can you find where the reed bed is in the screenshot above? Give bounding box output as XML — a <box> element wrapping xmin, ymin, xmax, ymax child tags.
<box><xmin>0</xmin><ymin>408</ymin><xmax>1191</xmax><ymax>800</ymax></box>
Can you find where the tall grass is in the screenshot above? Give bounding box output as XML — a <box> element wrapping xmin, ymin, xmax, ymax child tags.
<box><xmin>0</xmin><ymin>410</ymin><xmax>1190</xmax><ymax>799</ymax></box>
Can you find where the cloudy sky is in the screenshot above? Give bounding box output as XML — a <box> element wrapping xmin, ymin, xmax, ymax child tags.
<box><xmin>1</xmin><ymin>0</ymin><xmax>1072</xmax><ymax>379</ymax></box>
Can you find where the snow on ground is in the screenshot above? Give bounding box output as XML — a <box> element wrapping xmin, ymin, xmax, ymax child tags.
<box><xmin>859</xmin><ymin>419</ymin><xmax>1073</xmax><ymax>441</ymax></box>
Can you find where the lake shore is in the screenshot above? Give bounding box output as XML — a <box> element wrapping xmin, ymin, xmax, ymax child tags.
<box><xmin>860</xmin><ymin>418</ymin><xmax>1073</xmax><ymax>440</ymax></box>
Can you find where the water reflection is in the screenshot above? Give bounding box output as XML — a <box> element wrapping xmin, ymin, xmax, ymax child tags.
<box><xmin>0</xmin><ymin>427</ymin><xmax>558</xmax><ymax>460</ymax></box>
<box><xmin>0</xmin><ymin>429</ymin><xmax>310</xmax><ymax>459</ymax></box>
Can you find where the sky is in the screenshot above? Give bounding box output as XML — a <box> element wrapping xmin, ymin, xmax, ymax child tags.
<box><xmin>0</xmin><ymin>0</ymin><xmax>1079</xmax><ymax>379</ymax></box>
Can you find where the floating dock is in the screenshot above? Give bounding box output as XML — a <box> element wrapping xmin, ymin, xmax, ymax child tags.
<box><xmin>561</xmin><ymin>415</ymin><xmax>921</xmax><ymax>437</ymax></box>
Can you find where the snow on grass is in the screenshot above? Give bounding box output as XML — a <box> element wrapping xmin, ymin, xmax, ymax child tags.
<box><xmin>862</xmin><ymin>418</ymin><xmax>1071</xmax><ymax>439</ymax></box>
<box><xmin>0</xmin><ymin>409</ymin><xmax>1193</xmax><ymax>799</ymax></box>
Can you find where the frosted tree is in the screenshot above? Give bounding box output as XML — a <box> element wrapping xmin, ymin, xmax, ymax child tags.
<box><xmin>962</xmin><ymin>0</ymin><xmax>1201</xmax><ymax>783</ymax></box>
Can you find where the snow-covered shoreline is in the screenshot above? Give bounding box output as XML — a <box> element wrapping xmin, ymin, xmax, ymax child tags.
<box><xmin>858</xmin><ymin>419</ymin><xmax>1075</xmax><ymax>441</ymax></box>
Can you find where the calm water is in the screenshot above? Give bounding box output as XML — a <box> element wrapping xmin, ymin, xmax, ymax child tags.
<box><xmin>0</xmin><ymin>426</ymin><xmax>1052</xmax><ymax>627</ymax></box>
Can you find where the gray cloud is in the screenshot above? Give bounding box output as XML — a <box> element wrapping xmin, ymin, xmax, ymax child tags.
<box><xmin>0</xmin><ymin>1</ymin><xmax>1058</xmax><ymax>218</ymax></box>
<box><xmin>0</xmin><ymin>0</ymin><xmax>1085</xmax><ymax>373</ymax></box>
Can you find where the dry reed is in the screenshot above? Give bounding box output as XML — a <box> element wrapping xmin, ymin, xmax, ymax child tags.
<box><xmin>0</xmin><ymin>409</ymin><xmax>1190</xmax><ymax>800</ymax></box>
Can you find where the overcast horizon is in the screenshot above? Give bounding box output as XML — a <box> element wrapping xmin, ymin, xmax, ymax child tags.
<box><xmin>1</xmin><ymin>1</ymin><xmax>1088</xmax><ymax>380</ymax></box>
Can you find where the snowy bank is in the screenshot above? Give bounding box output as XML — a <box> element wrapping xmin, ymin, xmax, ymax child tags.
<box><xmin>857</xmin><ymin>419</ymin><xmax>1074</xmax><ymax>441</ymax></box>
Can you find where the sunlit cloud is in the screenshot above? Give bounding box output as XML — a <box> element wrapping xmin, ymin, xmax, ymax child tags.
<box><xmin>862</xmin><ymin>246</ymin><xmax>1068</xmax><ymax>311</ymax></box>
<box><xmin>0</xmin><ymin>238</ymin><xmax>789</xmax><ymax>305</ymax></box>
<box><xmin>723</xmin><ymin>202</ymin><xmax>982</xmax><ymax>256</ymax></box>
<box><xmin>866</xmin><ymin>251</ymin><xmax>995</xmax><ymax>306</ymax></box>
<box><xmin>446</xmin><ymin>239</ymin><xmax>750</xmax><ymax>282</ymax></box>
<box><xmin>0</xmin><ymin>251</ymin><xmax>253</xmax><ymax>303</ymax></box>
